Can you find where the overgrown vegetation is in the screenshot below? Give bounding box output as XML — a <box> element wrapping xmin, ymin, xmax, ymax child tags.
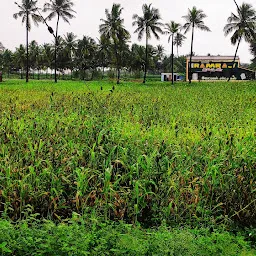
<box><xmin>0</xmin><ymin>218</ymin><xmax>254</xmax><ymax>255</ymax></box>
<box><xmin>0</xmin><ymin>80</ymin><xmax>255</xmax><ymax>254</ymax></box>
<box><xmin>0</xmin><ymin>80</ymin><xmax>255</xmax><ymax>224</ymax></box>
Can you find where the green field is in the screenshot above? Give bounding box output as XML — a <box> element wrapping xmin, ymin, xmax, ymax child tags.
<box><xmin>0</xmin><ymin>80</ymin><xmax>255</xmax><ymax>255</ymax></box>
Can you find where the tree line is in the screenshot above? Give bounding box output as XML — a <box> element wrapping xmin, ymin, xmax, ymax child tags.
<box><xmin>0</xmin><ymin>36</ymin><xmax>186</xmax><ymax>81</ymax></box>
<box><xmin>1</xmin><ymin>0</ymin><xmax>256</xmax><ymax>84</ymax></box>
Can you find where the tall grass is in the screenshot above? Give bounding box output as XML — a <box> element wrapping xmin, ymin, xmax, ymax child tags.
<box><xmin>0</xmin><ymin>80</ymin><xmax>255</xmax><ymax>228</ymax></box>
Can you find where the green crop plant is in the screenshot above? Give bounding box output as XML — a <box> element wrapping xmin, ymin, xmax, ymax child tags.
<box><xmin>0</xmin><ymin>79</ymin><xmax>255</xmax><ymax>230</ymax></box>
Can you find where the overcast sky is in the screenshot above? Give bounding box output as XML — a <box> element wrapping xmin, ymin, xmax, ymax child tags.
<box><xmin>1</xmin><ymin>0</ymin><xmax>255</xmax><ymax>63</ymax></box>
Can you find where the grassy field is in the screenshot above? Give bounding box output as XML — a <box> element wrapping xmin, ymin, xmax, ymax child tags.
<box><xmin>0</xmin><ymin>79</ymin><xmax>255</xmax><ymax>254</ymax></box>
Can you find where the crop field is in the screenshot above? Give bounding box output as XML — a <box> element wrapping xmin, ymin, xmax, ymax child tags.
<box><xmin>0</xmin><ymin>79</ymin><xmax>256</xmax><ymax>254</ymax></box>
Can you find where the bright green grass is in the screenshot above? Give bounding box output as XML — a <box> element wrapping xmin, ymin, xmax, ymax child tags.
<box><xmin>0</xmin><ymin>79</ymin><xmax>255</xmax><ymax>228</ymax></box>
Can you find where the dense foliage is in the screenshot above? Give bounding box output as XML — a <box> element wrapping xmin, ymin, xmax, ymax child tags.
<box><xmin>0</xmin><ymin>39</ymin><xmax>186</xmax><ymax>80</ymax></box>
<box><xmin>0</xmin><ymin>80</ymin><xmax>255</xmax><ymax>228</ymax></box>
<box><xmin>0</xmin><ymin>219</ymin><xmax>254</xmax><ymax>255</ymax></box>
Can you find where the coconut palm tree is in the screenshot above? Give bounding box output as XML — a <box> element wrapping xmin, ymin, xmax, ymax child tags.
<box><xmin>41</xmin><ymin>43</ymin><xmax>54</xmax><ymax>77</ymax></box>
<box><xmin>29</xmin><ymin>40</ymin><xmax>39</xmax><ymax>78</ymax></box>
<box><xmin>174</xmin><ymin>32</ymin><xmax>186</xmax><ymax>57</ymax></box>
<box><xmin>224</xmin><ymin>2</ymin><xmax>256</xmax><ymax>81</ymax></box>
<box><xmin>43</xmin><ymin>0</ymin><xmax>76</xmax><ymax>83</ymax></box>
<box><xmin>63</xmin><ymin>32</ymin><xmax>77</xmax><ymax>78</ymax></box>
<box><xmin>0</xmin><ymin>42</ymin><xmax>4</xmax><ymax>53</ymax></box>
<box><xmin>165</xmin><ymin>21</ymin><xmax>180</xmax><ymax>85</ymax></box>
<box><xmin>132</xmin><ymin>4</ymin><xmax>163</xmax><ymax>84</ymax></box>
<box><xmin>183</xmin><ymin>6</ymin><xmax>210</xmax><ymax>83</ymax></box>
<box><xmin>99</xmin><ymin>3</ymin><xmax>130</xmax><ymax>84</ymax></box>
<box><xmin>156</xmin><ymin>45</ymin><xmax>165</xmax><ymax>61</ymax></box>
<box><xmin>75</xmin><ymin>36</ymin><xmax>97</xmax><ymax>80</ymax></box>
<box><xmin>13</xmin><ymin>0</ymin><xmax>42</xmax><ymax>82</ymax></box>
<box><xmin>130</xmin><ymin>43</ymin><xmax>145</xmax><ymax>76</ymax></box>
<box><xmin>2</xmin><ymin>50</ymin><xmax>13</xmax><ymax>78</ymax></box>
<box><xmin>14</xmin><ymin>44</ymin><xmax>26</xmax><ymax>79</ymax></box>
<box><xmin>64</xmin><ymin>32</ymin><xmax>77</xmax><ymax>57</ymax></box>
<box><xmin>98</xmin><ymin>35</ymin><xmax>111</xmax><ymax>79</ymax></box>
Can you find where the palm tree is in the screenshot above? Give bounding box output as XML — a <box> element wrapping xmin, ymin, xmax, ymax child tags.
<box><xmin>75</xmin><ymin>36</ymin><xmax>97</xmax><ymax>80</ymax></box>
<box><xmin>41</xmin><ymin>43</ymin><xmax>54</xmax><ymax>77</ymax></box>
<box><xmin>64</xmin><ymin>32</ymin><xmax>77</xmax><ymax>58</ymax></box>
<box><xmin>156</xmin><ymin>45</ymin><xmax>165</xmax><ymax>60</ymax></box>
<box><xmin>224</xmin><ymin>3</ymin><xmax>256</xmax><ymax>81</ymax></box>
<box><xmin>99</xmin><ymin>3</ymin><xmax>130</xmax><ymax>84</ymax></box>
<box><xmin>0</xmin><ymin>42</ymin><xmax>4</xmax><ymax>53</ymax></box>
<box><xmin>130</xmin><ymin>43</ymin><xmax>145</xmax><ymax>77</ymax></box>
<box><xmin>14</xmin><ymin>44</ymin><xmax>26</xmax><ymax>79</ymax></box>
<box><xmin>2</xmin><ymin>50</ymin><xmax>13</xmax><ymax>78</ymax></box>
<box><xmin>63</xmin><ymin>32</ymin><xmax>77</xmax><ymax>78</ymax></box>
<box><xmin>98</xmin><ymin>35</ymin><xmax>111</xmax><ymax>79</ymax></box>
<box><xmin>132</xmin><ymin>4</ymin><xmax>163</xmax><ymax>84</ymax></box>
<box><xmin>183</xmin><ymin>6</ymin><xmax>210</xmax><ymax>83</ymax></box>
<box><xmin>165</xmin><ymin>21</ymin><xmax>180</xmax><ymax>85</ymax></box>
<box><xmin>29</xmin><ymin>40</ymin><xmax>39</xmax><ymax>78</ymax></box>
<box><xmin>43</xmin><ymin>0</ymin><xmax>76</xmax><ymax>83</ymax></box>
<box><xmin>13</xmin><ymin>0</ymin><xmax>42</xmax><ymax>82</ymax></box>
<box><xmin>174</xmin><ymin>33</ymin><xmax>186</xmax><ymax>57</ymax></box>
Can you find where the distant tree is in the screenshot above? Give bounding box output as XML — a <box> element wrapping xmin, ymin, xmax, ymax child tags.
<box><xmin>0</xmin><ymin>43</ymin><xmax>5</xmax><ymax>71</ymax></box>
<box><xmin>63</xmin><ymin>32</ymin><xmax>77</xmax><ymax>77</ymax></box>
<box><xmin>99</xmin><ymin>3</ymin><xmax>130</xmax><ymax>84</ymax></box>
<box><xmin>43</xmin><ymin>0</ymin><xmax>76</xmax><ymax>83</ymax></box>
<box><xmin>147</xmin><ymin>44</ymin><xmax>158</xmax><ymax>73</ymax></box>
<box><xmin>13</xmin><ymin>0</ymin><xmax>42</xmax><ymax>82</ymax></box>
<box><xmin>183</xmin><ymin>6</ymin><xmax>210</xmax><ymax>83</ymax></box>
<box><xmin>132</xmin><ymin>4</ymin><xmax>163</xmax><ymax>83</ymax></box>
<box><xmin>174</xmin><ymin>32</ymin><xmax>186</xmax><ymax>57</ymax></box>
<box><xmin>42</xmin><ymin>43</ymin><xmax>54</xmax><ymax>76</ymax></box>
<box><xmin>224</xmin><ymin>3</ymin><xmax>256</xmax><ymax>81</ymax></box>
<box><xmin>0</xmin><ymin>42</ymin><xmax>5</xmax><ymax>53</ymax></box>
<box><xmin>155</xmin><ymin>45</ymin><xmax>165</xmax><ymax>74</ymax></box>
<box><xmin>165</xmin><ymin>21</ymin><xmax>180</xmax><ymax>84</ymax></box>
<box><xmin>155</xmin><ymin>45</ymin><xmax>165</xmax><ymax>61</ymax></box>
<box><xmin>55</xmin><ymin>36</ymin><xmax>70</xmax><ymax>76</ymax></box>
<box><xmin>249</xmin><ymin>41</ymin><xmax>256</xmax><ymax>70</ymax></box>
<box><xmin>2</xmin><ymin>50</ymin><xmax>13</xmax><ymax>77</ymax></box>
<box><xmin>161</xmin><ymin>55</ymin><xmax>186</xmax><ymax>75</ymax></box>
<box><xmin>14</xmin><ymin>44</ymin><xmax>26</xmax><ymax>79</ymax></box>
<box><xmin>29</xmin><ymin>40</ymin><xmax>40</xmax><ymax>78</ymax></box>
<box><xmin>97</xmin><ymin>35</ymin><xmax>111</xmax><ymax>79</ymax></box>
<box><xmin>75</xmin><ymin>36</ymin><xmax>97</xmax><ymax>80</ymax></box>
<box><xmin>129</xmin><ymin>44</ymin><xmax>145</xmax><ymax>77</ymax></box>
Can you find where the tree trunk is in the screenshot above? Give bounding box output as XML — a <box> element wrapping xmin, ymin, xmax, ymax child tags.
<box><xmin>38</xmin><ymin>69</ymin><xmax>40</xmax><ymax>80</ymax></box>
<box><xmin>227</xmin><ymin>36</ymin><xmax>242</xmax><ymax>82</ymax></box>
<box><xmin>26</xmin><ymin>11</ymin><xmax>29</xmax><ymax>83</ymax></box>
<box><xmin>171</xmin><ymin>34</ymin><xmax>174</xmax><ymax>85</ymax></box>
<box><xmin>189</xmin><ymin>23</ymin><xmax>195</xmax><ymax>84</ymax></box>
<box><xmin>143</xmin><ymin>31</ymin><xmax>148</xmax><ymax>84</ymax></box>
<box><xmin>54</xmin><ymin>14</ymin><xmax>60</xmax><ymax>83</ymax></box>
<box><xmin>177</xmin><ymin>45</ymin><xmax>179</xmax><ymax>57</ymax></box>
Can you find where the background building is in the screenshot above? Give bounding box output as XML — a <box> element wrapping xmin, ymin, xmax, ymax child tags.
<box><xmin>161</xmin><ymin>73</ymin><xmax>183</xmax><ymax>82</ymax></box>
<box><xmin>186</xmin><ymin>56</ymin><xmax>255</xmax><ymax>81</ymax></box>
